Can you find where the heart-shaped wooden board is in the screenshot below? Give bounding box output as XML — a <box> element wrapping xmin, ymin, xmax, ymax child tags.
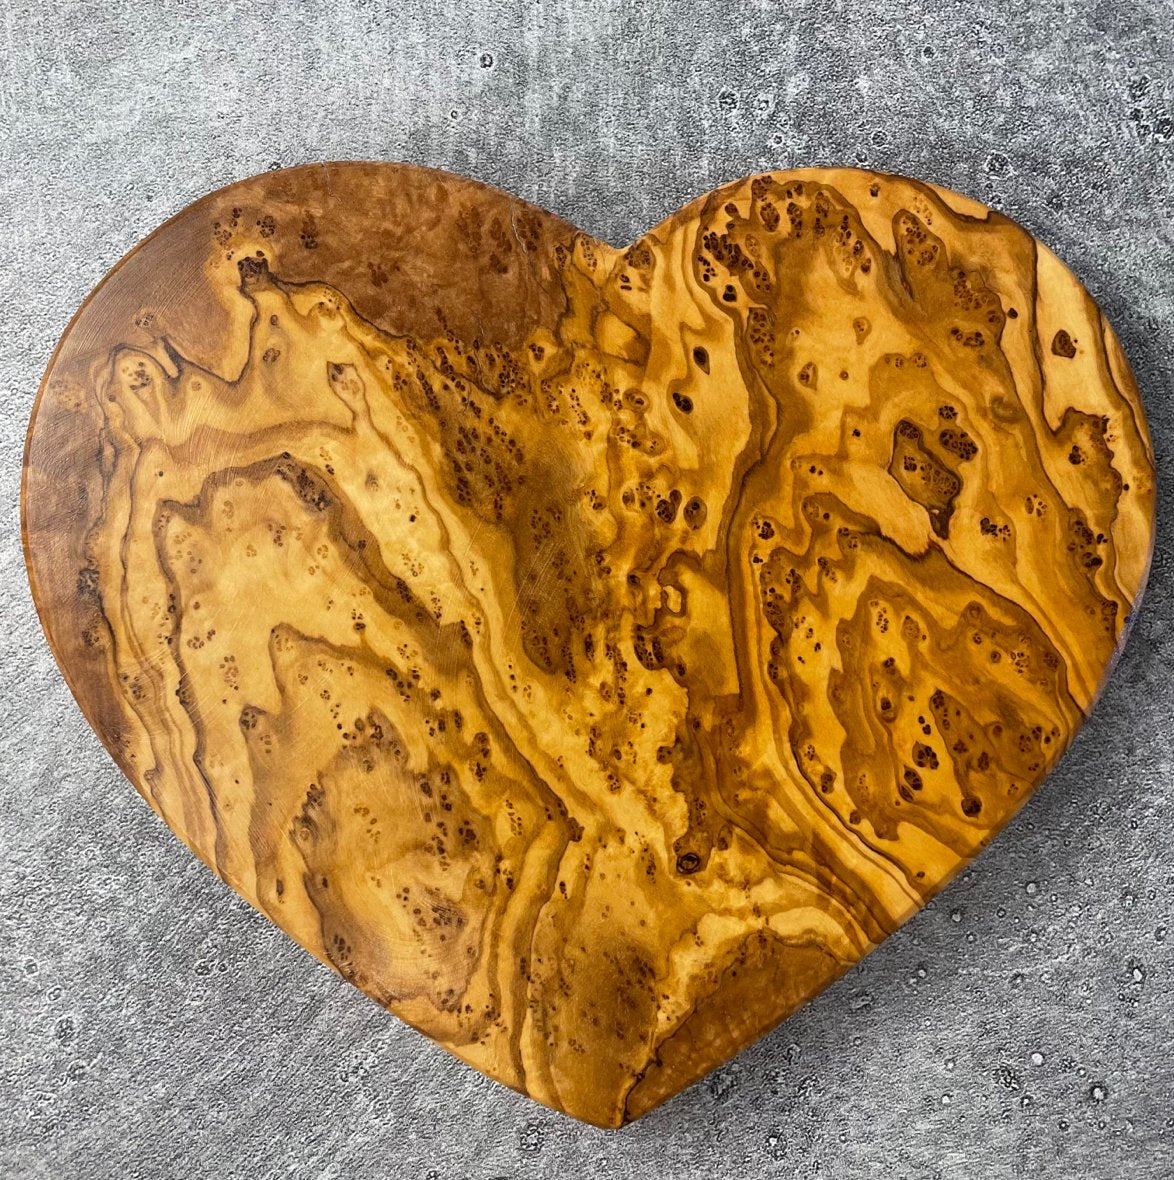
<box><xmin>23</xmin><ymin>163</ymin><xmax>1155</xmax><ymax>1127</ymax></box>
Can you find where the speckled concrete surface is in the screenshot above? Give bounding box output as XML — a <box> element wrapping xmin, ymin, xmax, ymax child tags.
<box><xmin>1</xmin><ymin>2</ymin><xmax>1172</xmax><ymax>1176</ymax></box>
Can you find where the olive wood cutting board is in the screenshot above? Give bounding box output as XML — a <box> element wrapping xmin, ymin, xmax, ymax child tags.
<box><xmin>22</xmin><ymin>163</ymin><xmax>1155</xmax><ymax>1127</ymax></box>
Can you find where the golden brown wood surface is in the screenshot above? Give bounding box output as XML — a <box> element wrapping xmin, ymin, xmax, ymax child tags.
<box><xmin>22</xmin><ymin>163</ymin><xmax>1155</xmax><ymax>1127</ymax></box>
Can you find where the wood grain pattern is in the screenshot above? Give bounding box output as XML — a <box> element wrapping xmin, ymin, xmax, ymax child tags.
<box><xmin>23</xmin><ymin>163</ymin><xmax>1155</xmax><ymax>1127</ymax></box>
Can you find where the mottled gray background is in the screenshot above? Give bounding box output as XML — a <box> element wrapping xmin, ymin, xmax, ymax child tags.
<box><xmin>1</xmin><ymin>1</ymin><xmax>1172</xmax><ymax>1176</ymax></box>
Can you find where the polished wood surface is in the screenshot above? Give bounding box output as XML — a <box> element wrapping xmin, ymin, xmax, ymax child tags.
<box><xmin>23</xmin><ymin>163</ymin><xmax>1155</xmax><ymax>1126</ymax></box>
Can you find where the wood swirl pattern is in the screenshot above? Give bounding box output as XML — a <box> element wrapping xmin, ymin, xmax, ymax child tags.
<box><xmin>22</xmin><ymin>164</ymin><xmax>1155</xmax><ymax>1126</ymax></box>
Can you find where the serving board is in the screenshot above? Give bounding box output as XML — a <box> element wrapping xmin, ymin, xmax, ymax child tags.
<box><xmin>23</xmin><ymin>163</ymin><xmax>1155</xmax><ymax>1126</ymax></box>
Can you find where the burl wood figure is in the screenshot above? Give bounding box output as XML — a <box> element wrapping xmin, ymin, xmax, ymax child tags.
<box><xmin>24</xmin><ymin>164</ymin><xmax>1155</xmax><ymax>1126</ymax></box>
